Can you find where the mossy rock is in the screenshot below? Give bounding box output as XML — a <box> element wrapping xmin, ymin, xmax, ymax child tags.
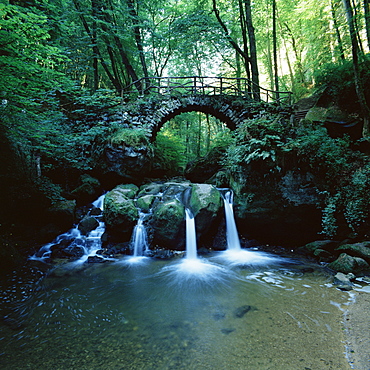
<box><xmin>113</xmin><ymin>184</ymin><xmax>139</xmax><ymax>199</ymax></box>
<box><xmin>137</xmin><ymin>194</ymin><xmax>155</xmax><ymax>212</ymax></box>
<box><xmin>189</xmin><ymin>184</ymin><xmax>223</xmax><ymax>241</ymax></box>
<box><xmin>328</xmin><ymin>253</ymin><xmax>369</xmax><ymax>274</ymax></box>
<box><xmin>336</xmin><ymin>242</ymin><xmax>370</xmax><ymax>262</ymax></box>
<box><xmin>138</xmin><ymin>183</ymin><xmax>163</xmax><ymax>197</ymax></box>
<box><xmin>104</xmin><ymin>186</ymin><xmax>138</xmax><ymax>238</ymax></box>
<box><xmin>152</xmin><ymin>199</ymin><xmax>185</xmax><ymax>250</ymax></box>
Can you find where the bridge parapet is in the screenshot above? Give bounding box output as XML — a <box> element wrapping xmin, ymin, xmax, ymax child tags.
<box><xmin>123</xmin><ymin>76</ymin><xmax>292</xmax><ymax>105</ymax></box>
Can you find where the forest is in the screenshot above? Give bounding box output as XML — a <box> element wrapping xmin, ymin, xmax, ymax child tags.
<box><xmin>1</xmin><ymin>0</ymin><xmax>370</xmax><ymax>270</ymax></box>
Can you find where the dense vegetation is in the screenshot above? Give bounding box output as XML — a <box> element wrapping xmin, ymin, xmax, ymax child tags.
<box><xmin>1</xmin><ymin>0</ymin><xmax>370</xmax><ymax>267</ymax></box>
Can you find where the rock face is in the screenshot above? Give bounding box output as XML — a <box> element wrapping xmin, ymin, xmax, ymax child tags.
<box><xmin>232</xmin><ymin>170</ymin><xmax>322</xmax><ymax>247</ymax></box>
<box><xmin>103</xmin><ymin>185</ymin><xmax>139</xmax><ymax>241</ymax></box>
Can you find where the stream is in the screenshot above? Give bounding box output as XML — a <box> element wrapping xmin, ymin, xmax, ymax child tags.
<box><xmin>0</xmin><ymin>254</ymin><xmax>351</xmax><ymax>369</ymax></box>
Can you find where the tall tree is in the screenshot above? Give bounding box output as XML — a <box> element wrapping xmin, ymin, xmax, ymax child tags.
<box><xmin>342</xmin><ymin>0</ymin><xmax>370</xmax><ymax>134</ymax></box>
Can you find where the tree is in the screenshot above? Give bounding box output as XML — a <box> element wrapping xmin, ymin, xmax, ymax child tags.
<box><xmin>342</xmin><ymin>0</ymin><xmax>370</xmax><ymax>135</ymax></box>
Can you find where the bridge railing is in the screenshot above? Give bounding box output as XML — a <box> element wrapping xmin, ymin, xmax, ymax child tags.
<box><xmin>123</xmin><ymin>76</ymin><xmax>292</xmax><ymax>104</ymax></box>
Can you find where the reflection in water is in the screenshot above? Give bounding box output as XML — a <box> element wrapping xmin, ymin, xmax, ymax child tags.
<box><xmin>0</xmin><ymin>255</ymin><xmax>351</xmax><ymax>370</ymax></box>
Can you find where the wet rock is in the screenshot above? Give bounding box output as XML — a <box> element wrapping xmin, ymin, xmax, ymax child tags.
<box><xmin>87</xmin><ymin>255</ymin><xmax>108</xmax><ymax>263</ymax></box>
<box><xmin>221</xmin><ymin>328</ymin><xmax>235</xmax><ymax>335</ymax></box>
<box><xmin>138</xmin><ymin>183</ymin><xmax>163</xmax><ymax>197</ymax></box>
<box><xmin>152</xmin><ymin>199</ymin><xmax>185</xmax><ymax>250</ymax></box>
<box><xmin>103</xmin><ymin>185</ymin><xmax>138</xmax><ymax>241</ymax></box>
<box><xmin>234</xmin><ymin>305</ymin><xmax>253</xmax><ymax>318</ymax></box>
<box><xmin>189</xmin><ymin>184</ymin><xmax>223</xmax><ymax>242</ymax></box>
<box><xmin>137</xmin><ymin>194</ymin><xmax>155</xmax><ymax>212</ymax></box>
<box><xmin>78</xmin><ymin>215</ymin><xmax>99</xmax><ymax>235</ymax></box>
<box><xmin>328</xmin><ymin>253</ymin><xmax>370</xmax><ymax>274</ymax></box>
<box><xmin>336</xmin><ymin>242</ymin><xmax>370</xmax><ymax>262</ymax></box>
<box><xmin>334</xmin><ymin>272</ymin><xmax>355</xmax><ymax>291</ymax></box>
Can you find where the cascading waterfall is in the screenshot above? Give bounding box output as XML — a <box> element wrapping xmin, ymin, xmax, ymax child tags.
<box><xmin>222</xmin><ymin>189</ymin><xmax>241</xmax><ymax>251</ymax></box>
<box><xmin>30</xmin><ymin>194</ymin><xmax>107</xmax><ymax>264</ymax></box>
<box><xmin>185</xmin><ymin>208</ymin><xmax>198</xmax><ymax>260</ymax></box>
<box><xmin>131</xmin><ymin>212</ymin><xmax>149</xmax><ymax>257</ymax></box>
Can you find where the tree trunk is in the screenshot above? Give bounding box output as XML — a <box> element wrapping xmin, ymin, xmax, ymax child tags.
<box><xmin>244</xmin><ymin>0</ymin><xmax>260</xmax><ymax>100</ymax></box>
<box><xmin>126</xmin><ymin>0</ymin><xmax>150</xmax><ymax>86</ymax></box>
<box><xmin>331</xmin><ymin>0</ymin><xmax>346</xmax><ymax>61</ymax></box>
<box><xmin>342</xmin><ymin>0</ymin><xmax>370</xmax><ymax>136</ymax></box>
<box><xmin>364</xmin><ymin>0</ymin><xmax>370</xmax><ymax>50</ymax></box>
<box><xmin>272</xmin><ymin>0</ymin><xmax>279</xmax><ymax>99</ymax></box>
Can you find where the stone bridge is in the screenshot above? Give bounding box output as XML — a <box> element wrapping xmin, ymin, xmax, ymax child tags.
<box><xmin>108</xmin><ymin>76</ymin><xmax>293</xmax><ymax>141</ymax></box>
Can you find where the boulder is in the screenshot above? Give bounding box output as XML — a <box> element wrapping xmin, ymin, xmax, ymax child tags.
<box><xmin>138</xmin><ymin>183</ymin><xmax>163</xmax><ymax>197</ymax></box>
<box><xmin>189</xmin><ymin>184</ymin><xmax>223</xmax><ymax>243</ymax></box>
<box><xmin>137</xmin><ymin>194</ymin><xmax>155</xmax><ymax>212</ymax></box>
<box><xmin>103</xmin><ymin>186</ymin><xmax>139</xmax><ymax>241</ymax></box>
<box><xmin>46</xmin><ymin>199</ymin><xmax>76</xmax><ymax>233</ymax></box>
<box><xmin>78</xmin><ymin>215</ymin><xmax>99</xmax><ymax>235</ymax></box>
<box><xmin>336</xmin><ymin>242</ymin><xmax>370</xmax><ymax>262</ymax></box>
<box><xmin>152</xmin><ymin>198</ymin><xmax>185</xmax><ymax>250</ymax></box>
<box><xmin>71</xmin><ymin>175</ymin><xmax>101</xmax><ymax>205</ymax></box>
<box><xmin>328</xmin><ymin>253</ymin><xmax>370</xmax><ymax>274</ymax></box>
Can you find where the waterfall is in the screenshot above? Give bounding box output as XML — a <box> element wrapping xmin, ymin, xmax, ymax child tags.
<box><xmin>131</xmin><ymin>212</ymin><xmax>149</xmax><ymax>257</ymax></box>
<box><xmin>185</xmin><ymin>208</ymin><xmax>198</xmax><ymax>260</ymax></box>
<box><xmin>221</xmin><ymin>189</ymin><xmax>241</xmax><ymax>251</ymax></box>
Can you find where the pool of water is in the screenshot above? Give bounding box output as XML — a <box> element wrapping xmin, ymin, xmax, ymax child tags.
<box><xmin>0</xmin><ymin>252</ymin><xmax>351</xmax><ymax>369</ymax></box>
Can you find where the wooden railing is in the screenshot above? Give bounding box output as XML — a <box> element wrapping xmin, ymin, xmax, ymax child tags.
<box><xmin>123</xmin><ymin>76</ymin><xmax>292</xmax><ymax>104</ymax></box>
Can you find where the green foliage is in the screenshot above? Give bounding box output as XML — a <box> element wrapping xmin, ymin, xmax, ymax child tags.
<box><xmin>288</xmin><ymin>123</ymin><xmax>352</xmax><ymax>184</ymax></box>
<box><xmin>222</xmin><ymin>116</ymin><xmax>289</xmax><ymax>173</ymax></box>
<box><xmin>313</xmin><ymin>57</ymin><xmax>370</xmax><ymax>112</ymax></box>
<box><xmin>110</xmin><ymin>127</ymin><xmax>150</xmax><ymax>147</ymax></box>
<box><xmin>153</xmin><ymin>131</ymin><xmax>186</xmax><ymax>174</ymax></box>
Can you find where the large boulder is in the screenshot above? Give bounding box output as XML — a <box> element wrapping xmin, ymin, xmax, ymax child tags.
<box><xmin>189</xmin><ymin>184</ymin><xmax>223</xmax><ymax>244</ymax></box>
<box><xmin>152</xmin><ymin>198</ymin><xmax>185</xmax><ymax>250</ymax></box>
<box><xmin>328</xmin><ymin>253</ymin><xmax>369</xmax><ymax>274</ymax></box>
<box><xmin>103</xmin><ymin>185</ymin><xmax>139</xmax><ymax>241</ymax></box>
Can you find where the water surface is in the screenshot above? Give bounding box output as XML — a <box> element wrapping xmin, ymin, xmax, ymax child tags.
<box><xmin>0</xmin><ymin>254</ymin><xmax>350</xmax><ymax>369</ymax></box>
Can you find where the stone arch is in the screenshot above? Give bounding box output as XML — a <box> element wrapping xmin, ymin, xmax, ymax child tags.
<box><xmin>146</xmin><ymin>96</ymin><xmax>251</xmax><ymax>142</ymax></box>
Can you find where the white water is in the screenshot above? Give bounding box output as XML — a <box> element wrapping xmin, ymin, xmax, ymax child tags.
<box><xmin>217</xmin><ymin>188</ymin><xmax>283</xmax><ymax>267</ymax></box>
<box><xmin>185</xmin><ymin>208</ymin><xmax>197</xmax><ymax>260</ymax></box>
<box><xmin>30</xmin><ymin>194</ymin><xmax>107</xmax><ymax>264</ymax></box>
<box><xmin>131</xmin><ymin>212</ymin><xmax>148</xmax><ymax>257</ymax></box>
<box><xmin>222</xmin><ymin>190</ymin><xmax>241</xmax><ymax>251</ymax></box>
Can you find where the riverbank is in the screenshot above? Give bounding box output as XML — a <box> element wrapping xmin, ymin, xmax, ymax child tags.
<box><xmin>345</xmin><ymin>291</ymin><xmax>370</xmax><ymax>369</ymax></box>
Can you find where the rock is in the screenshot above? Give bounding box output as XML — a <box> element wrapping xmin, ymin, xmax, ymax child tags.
<box><xmin>112</xmin><ymin>184</ymin><xmax>139</xmax><ymax>199</ymax></box>
<box><xmin>334</xmin><ymin>272</ymin><xmax>355</xmax><ymax>291</ymax></box>
<box><xmin>71</xmin><ymin>175</ymin><xmax>101</xmax><ymax>205</ymax></box>
<box><xmin>46</xmin><ymin>199</ymin><xmax>76</xmax><ymax>232</ymax></box>
<box><xmin>103</xmin><ymin>142</ymin><xmax>152</xmax><ymax>181</ymax></box>
<box><xmin>152</xmin><ymin>198</ymin><xmax>185</xmax><ymax>250</ymax></box>
<box><xmin>234</xmin><ymin>305</ymin><xmax>253</xmax><ymax>318</ymax></box>
<box><xmin>328</xmin><ymin>253</ymin><xmax>370</xmax><ymax>274</ymax></box>
<box><xmin>137</xmin><ymin>194</ymin><xmax>155</xmax><ymax>212</ymax></box>
<box><xmin>185</xmin><ymin>146</ymin><xmax>226</xmax><ymax>182</ymax></box>
<box><xmin>78</xmin><ymin>215</ymin><xmax>99</xmax><ymax>235</ymax></box>
<box><xmin>87</xmin><ymin>255</ymin><xmax>108</xmax><ymax>263</ymax></box>
<box><xmin>336</xmin><ymin>242</ymin><xmax>370</xmax><ymax>262</ymax></box>
<box><xmin>299</xmin><ymin>240</ymin><xmax>339</xmax><ymax>254</ymax></box>
<box><xmin>138</xmin><ymin>183</ymin><xmax>163</xmax><ymax>197</ymax></box>
<box><xmin>103</xmin><ymin>185</ymin><xmax>139</xmax><ymax>241</ymax></box>
<box><xmin>189</xmin><ymin>184</ymin><xmax>223</xmax><ymax>242</ymax></box>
